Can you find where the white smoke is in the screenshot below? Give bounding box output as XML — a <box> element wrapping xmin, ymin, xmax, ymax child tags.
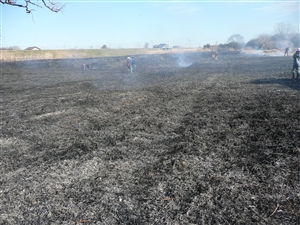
<box><xmin>176</xmin><ymin>54</ymin><xmax>192</xmax><ymax>67</ymax></box>
<box><xmin>275</xmin><ymin>40</ymin><xmax>293</xmax><ymax>50</ymax></box>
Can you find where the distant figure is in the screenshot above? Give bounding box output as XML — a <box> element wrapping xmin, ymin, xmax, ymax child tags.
<box><xmin>131</xmin><ymin>57</ymin><xmax>136</xmax><ymax>72</ymax></box>
<box><xmin>126</xmin><ymin>57</ymin><xmax>132</xmax><ymax>72</ymax></box>
<box><xmin>292</xmin><ymin>48</ymin><xmax>300</xmax><ymax>79</ymax></box>
<box><xmin>212</xmin><ymin>51</ymin><xmax>218</xmax><ymax>60</ymax></box>
<box><xmin>82</xmin><ymin>63</ymin><xmax>90</xmax><ymax>70</ymax></box>
<box><xmin>284</xmin><ymin>47</ymin><xmax>289</xmax><ymax>56</ymax></box>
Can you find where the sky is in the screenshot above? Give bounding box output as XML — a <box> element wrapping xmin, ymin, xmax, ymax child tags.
<box><xmin>1</xmin><ymin>0</ymin><xmax>299</xmax><ymax>50</ymax></box>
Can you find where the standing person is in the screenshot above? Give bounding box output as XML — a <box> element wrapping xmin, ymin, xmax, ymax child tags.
<box><xmin>131</xmin><ymin>57</ymin><xmax>136</xmax><ymax>72</ymax></box>
<box><xmin>212</xmin><ymin>51</ymin><xmax>218</xmax><ymax>60</ymax></box>
<box><xmin>214</xmin><ymin>51</ymin><xmax>218</xmax><ymax>60</ymax></box>
<box><xmin>126</xmin><ymin>57</ymin><xmax>132</xmax><ymax>73</ymax></box>
<box><xmin>292</xmin><ymin>48</ymin><xmax>300</xmax><ymax>79</ymax></box>
<box><xmin>284</xmin><ymin>47</ymin><xmax>289</xmax><ymax>56</ymax></box>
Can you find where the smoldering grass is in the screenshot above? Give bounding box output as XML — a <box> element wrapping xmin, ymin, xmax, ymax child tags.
<box><xmin>1</xmin><ymin>53</ymin><xmax>299</xmax><ymax>224</ymax></box>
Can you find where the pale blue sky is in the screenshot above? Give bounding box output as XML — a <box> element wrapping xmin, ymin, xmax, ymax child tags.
<box><xmin>1</xmin><ymin>0</ymin><xmax>299</xmax><ymax>49</ymax></box>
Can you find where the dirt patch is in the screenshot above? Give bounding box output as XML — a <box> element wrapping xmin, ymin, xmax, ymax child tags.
<box><xmin>1</xmin><ymin>51</ymin><xmax>299</xmax><ymax>224</ymax></box>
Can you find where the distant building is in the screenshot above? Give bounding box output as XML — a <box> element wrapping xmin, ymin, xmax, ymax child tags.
<box><xmin>25</xmin><ymin>46</ymin><xmax>41</xmax><ymax>50</ymax></box>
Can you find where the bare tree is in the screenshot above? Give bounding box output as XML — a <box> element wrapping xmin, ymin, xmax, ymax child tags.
<box><xmin>247</xmin><ymin>32</ymin><xmax>296</xmax><ymax>50</ymax></box>
<box><xmin>274</xmin><ymin>21</ymin><xmax>294</xmax><ymax>41</ymax></box>
<box><xmin>227</xmin><ymin>34</ymin><xmax>245</xmax><ymax>44</ymax></box>
<box><xmin>1</xmin><ymin>46</ymin><xmax>20</xmax><ymax>50</ymax></box>
<box><xmin>289</xmin><ymin>32</ymin><xmax>300</xmax><ymax>47</ymax></box>
<box><xmin>227</xmin><ymin>34</ymin><xmax>245</xmax><ymax>51</ymax></box>
<box><xmin>144</xmin><ymin>42</ymin><xmax>149</xmax><ymax>49</ymax></box>
<box><xmin>0</xmin><ymin>0</ymin><xmax>64</xmax><ymax>13</ymax></box>
<box><xmin>256</xmin><ymin>34</ymin><xmax>275</xmax><ymax>49</ymax></box>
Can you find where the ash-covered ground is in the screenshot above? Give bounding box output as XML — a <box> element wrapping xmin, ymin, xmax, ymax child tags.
<box><xmin>1</xmin><ymin>51</ymin><xmax>299</xmax><ymax>224</ymax></box>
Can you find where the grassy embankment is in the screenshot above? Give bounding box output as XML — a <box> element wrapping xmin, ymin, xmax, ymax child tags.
<box><xmin>1</xmin><ymin>48</ymin><xmax>201</xmax><ymax>61</ymax></box>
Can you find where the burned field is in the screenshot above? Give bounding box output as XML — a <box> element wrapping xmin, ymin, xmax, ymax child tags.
<box><xmin>1</xmin><ymin>52</ymin><xmax>300</xmax><ymax>224</ymax></box>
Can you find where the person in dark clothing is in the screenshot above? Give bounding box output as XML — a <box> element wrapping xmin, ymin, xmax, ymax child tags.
<box><xmin>292</xmin><ymin>48</ymin><xmax>300</xmax><ymax>79</ymax></box>
<box><xmin>284</xmin><ymin>47</ymin><xmax>289</xmax><ymax>56</ymax></box>
<box><xmin>131</xmin><ymin>57</ymin><xmax>136</xmax><ymax>72</ymax></box>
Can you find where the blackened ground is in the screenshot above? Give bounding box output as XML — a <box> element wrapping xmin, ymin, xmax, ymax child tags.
<box><xmin>1</xmin><ymin>52</ymin><xmax>299</xmax><ymax>224</ymax></box>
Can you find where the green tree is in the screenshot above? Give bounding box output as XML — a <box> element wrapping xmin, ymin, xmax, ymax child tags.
<box><xmin>218</xmin><ymin>43</ymin><xmax>228</xmax><ymax>49</ymax></box>
<box><xmin>203</xmin><ymin>44</ymin><xmax>211</xmax><ymax>49</ymax></box>
<box><xmin>246</xmin><ymin>38</ymin><xmax>262</xmax><ymax>49</ymax></box>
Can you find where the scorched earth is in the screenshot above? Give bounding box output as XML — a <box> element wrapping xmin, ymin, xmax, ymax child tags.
<box><xmin>0</xmin><ymin>51</ymin><xmax>299</xmax><ymax>224</ymax></box>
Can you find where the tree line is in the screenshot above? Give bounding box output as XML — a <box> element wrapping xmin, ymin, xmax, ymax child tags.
<box><xmin>204</xmin><ymin>22</ymin><xmax>299</xmax><ymax>51</ymax></box>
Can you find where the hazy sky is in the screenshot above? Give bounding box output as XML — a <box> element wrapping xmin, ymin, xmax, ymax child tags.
<box><xmin>1</xmin><ymin>0</ymin><xmax>299</xmax><ymax>49</ymax></box>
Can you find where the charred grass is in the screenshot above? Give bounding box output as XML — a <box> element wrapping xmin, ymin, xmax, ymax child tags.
<box><xmin>0</xmin><ymin>52</ymin><xmax>300</xmax><ymax>224</ymax></box>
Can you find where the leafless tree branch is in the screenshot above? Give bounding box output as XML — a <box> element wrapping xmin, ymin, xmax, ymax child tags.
<box><xmin>41</xmin><ymin>0</ymin><xmax>63</xmax><ymax>13</ymax></box>
<box><xmin>0</xmin><ymin>0</ymin><xmax>64</xmax><ymax>13</ymax></box>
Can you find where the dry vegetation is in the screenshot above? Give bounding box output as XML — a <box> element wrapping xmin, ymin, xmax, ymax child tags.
<box><xmin>0</xmin><ymin>48</ymin><xmax>200</xmax><ymax>61</ymax></box>
<box><xmin>1</xmin><ymin>51</ymin><xmax>299</xmax><ymax>224</ymax></box>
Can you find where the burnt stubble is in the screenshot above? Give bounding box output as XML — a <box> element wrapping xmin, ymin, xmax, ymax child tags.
<box><xmin>1</xmin><ymin>52</ymin><xmax>299</xmax><ymax>224</ymax></box>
